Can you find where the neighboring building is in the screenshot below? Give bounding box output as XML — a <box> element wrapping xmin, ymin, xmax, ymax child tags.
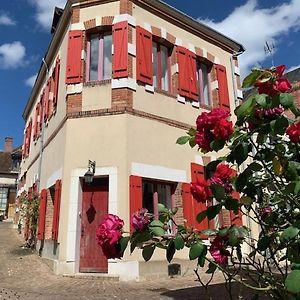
<box><xmin>0</xmin><ymin>137</ymin><xmax>21</xmax><ymax>220</ymax></box>
<box><xmin>20</xmin><ymin>0</ymin><xmax>244</xmax><ymax>280</ymax></box>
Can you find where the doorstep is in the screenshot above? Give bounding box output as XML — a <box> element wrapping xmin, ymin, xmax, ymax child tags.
<box><xmin>63</xmin><ymin>273</ymin><xmax>119</xmax><ymax>281</ymax></box>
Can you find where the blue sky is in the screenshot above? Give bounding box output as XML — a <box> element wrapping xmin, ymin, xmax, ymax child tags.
<box><xmin>0</xmin><ymin>0</ymin><xmax>300</xmax><ymax>149</ymax></box>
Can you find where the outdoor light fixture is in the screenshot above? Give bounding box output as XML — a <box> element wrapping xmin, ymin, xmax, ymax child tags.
<box><xmin>84</xmin><ymin>160</ymin><xmax>96</xmax><ymax>184</ymax></box>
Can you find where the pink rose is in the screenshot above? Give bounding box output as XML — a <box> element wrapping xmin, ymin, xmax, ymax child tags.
<box><xmin>213</xmin><ymin>119</ymin><xmax>233</xmax><ymax>140</ymax></box>
<box><xmin>191</xmin><ymin>179</ymin><xmax>212</xmax><ymax>203</ymax></box>
<box><xmin>286</xmin><ymin>123</ymin><xmax>300</xmax><ymax>143</ymax></box>
<box><xmin>209</xmin><ymin>236</ymin><xmax>230</xmax><ymax>265</ymax></box>
<box><xmin>132</xmin><ymin>208</ymin><xmax>149</xmax><ymax>231</ymax></box>
<box><xmin>96</xmin><ymin>214</ymin><xmax>124</xmax><ymax>246</ymax></box>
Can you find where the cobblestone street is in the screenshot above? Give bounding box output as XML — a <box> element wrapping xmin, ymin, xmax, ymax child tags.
<box><xmin>0</xmin><ymin>221</ymin><xmax>260</xmax><ymax>300</ymax></box>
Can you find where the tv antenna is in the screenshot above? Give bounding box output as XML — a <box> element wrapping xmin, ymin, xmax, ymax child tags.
<box><xmin>264</xmin><ymin>41</ymin><xmax>275</xmax><ymax>67</ymax></box>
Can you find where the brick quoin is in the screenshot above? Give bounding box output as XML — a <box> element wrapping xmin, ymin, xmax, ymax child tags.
<box><xmin>220</xmin><ymin>209</ymin><xmax>231</xmax><ymax>227</ymax></box>
<box><xmin>44</xmin><ymin>189</ymin><xmax>54</xmax><ymax>240</ymax></box>
<box><xmin>112</xmin><ymin>89</ymin><xmax>133</xmax><ymax>108</ymax></box>
<box><xmin>174</xmin><ymin>183</ymin><xmax>184</xmax><ymax>225</ymax></box>
<box><xmin>101</xmin><ymin>16</ymin><xmax>114</xmax><ymax>26</ymax></box>
<box><xmin>71</xmin><ymin>7</ymin><xmax>80</xmax><ymax>24</ymax></box>
<box><xmin>67</xmin><ymin>93</ymin><xmax>83</xmax><ymax>113</ymax></box>
<box><xmin>207</xmin><ymin>52</ymin><xmax>215</xmax><ymax>63</ymax></box>
<box><xmin>84</xmin><ymin>19</ymin><xmax>96</xmax><ymax>30</ymax></box>
<box><xmin>120</xmin><ymin>0</ymin><xmax>133</xmax><ymax>15</ymax></box>
<box><xmin>128</xmin><ymin>26</ymin><xmax>133</xmax><ymax>44</ymax></box>
<box><xmin>166</xmin><ymin>33</ymin><xmax>176</xmax><ymax>45</ymax></box>
<box><xmin>195</xmin><ymin>47</ymin><xmax>203</xmax><ymax>58</ymax></box>
<box><xmin>151</xmin><ymin>26</ymin><xmax>162</xmax><ymax>38</ymax></box>
<box><xmin>212</xmin><ymin>89</ymin><xmax>219</xmax><ymax>108</ymax></box>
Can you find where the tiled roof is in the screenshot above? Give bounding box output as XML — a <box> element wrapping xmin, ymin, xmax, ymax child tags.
<box><xmin>0</xmin><ymin>152</ymin><xmax>12</xmax><ymax>173</ymax></box>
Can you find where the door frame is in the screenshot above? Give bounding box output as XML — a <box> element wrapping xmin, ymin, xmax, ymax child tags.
<box><xmin>65</xmin><ymin>167</ymin><xmax>118</xmax><ymax>274</ymax></box>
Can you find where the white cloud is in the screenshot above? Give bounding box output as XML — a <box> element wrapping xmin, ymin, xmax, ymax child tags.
<box><xmin>198</xmin><ymin>0</ymin><xmax>300</xmax><ymax>77</ymax></box>
<box><xmin>0</xmin><ymin>12</ymin><xmax>16</xmax><ymax>26</ymax></box>
<box><xmin>0</xmin><ymin>42</ymin><xmax>26</xmax><ymax>69</ymax></box>
<box><xmin>24</xmin><ymin>74</ymin><xmax>37</xmax><ymax>87</ymax></box>
<box><xmin>28</xmin><ymin>0</ymin><xmax>66</xmax><ymax>30</ymax></box>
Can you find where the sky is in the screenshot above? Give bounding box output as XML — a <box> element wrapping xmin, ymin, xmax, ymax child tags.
<box><xmin>0</xmin><ymin>0</ymin><xmax>300</xmax><ymax>149</ymax></box>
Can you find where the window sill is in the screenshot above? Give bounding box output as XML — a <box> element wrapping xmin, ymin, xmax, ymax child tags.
<box><xmin>199</xmin><ymin>103</ymin><xmax>213</xmax><ymax>110</ymax></box>
<box><xmin>154</xmin><ymin>88</ymin><xmax>177</xmax><ymax>99</ymax></box>
<box><xmin>83</xmin><ymin>79</ymin><xmax>111</xmax><ymax>87</ymax></box>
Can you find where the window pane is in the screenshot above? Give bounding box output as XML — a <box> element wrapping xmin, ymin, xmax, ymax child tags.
<box><xmin>103</xmin><ymin>34</ymin><xmax>112</xmax><ymax>80</ymax></box>
<box><xmin>160</xmin><ymin>45</ymin><xmax>169</xmax><ymax>91</ymax></box>
<box><xmin>142</xmin><ymin>182</ymin><xmax>154</xmax><ymax>213</ymax></box>
<box><xmin>157</xmin><ymin>184</ymin><xmax>172</xmax><ymax>208</ymax></box>
<box><xmin>200</xmin><ymin>64</ymin><xmax>210</xmax><ymax>105</ymax></box>
<box><xmin>90</xmin><ymin>34</ymin><xmax>99</xmax><ymax>81</ymax></box>
<box><xmin>152</xmin><ymin>43</ymin><xmax>158</xmax><ymax>88</ymax></box>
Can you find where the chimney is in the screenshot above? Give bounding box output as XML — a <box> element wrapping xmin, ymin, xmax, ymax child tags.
<box><xmin>4</xmin><ymin>137</ymin><xmax>13</xmax><ymax>153</ymax></box>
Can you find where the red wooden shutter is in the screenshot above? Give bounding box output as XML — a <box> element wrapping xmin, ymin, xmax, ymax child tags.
<box><xmin>129</xmin><ymin>175</ymin><xmax>142</xmax><ymax>231</ymax></box>
<box><xmin>66</xmin><ymin>30</ymin><xmax>83</xmax><ymax>84</ymax></box>
<box><xmin>216</xmin><ymin>64</ymin><xmax>230</xmax><ymax>110</ymax></box>
<box><xmin>136</xmin><ymin>26</ymin><xmax>153</xmax><ymax>85</ymax></box>
<box><xmin>37</xmin><ymin>189</ymin><xmax>47</xmax><ymax>240</ymax></box>
<box><xmin>112</xmin><ymin>21</ymin><xmax>128</xmax><ymax>78</ymax></box>
<box><xmin>44</xmin><ymin>79</ymin><xmax>50</xmax><ymax>121</ymax></box>
<box><xmin>39</xmin><ymin>95</ymin><xmax>44</xmax><ymax>132</ymax></box>
<box><xmin>33</xmin><ymin>104</ymin><xmax>39</xmax><ymax>140</ymax></box>
<box><xmin>22</xmin><ymin>128</ymin><xmax>26</xmax><ymax>157</ymax></box>
<box><xmin>191</xmin><ymin>163</ymin><xmax>209</xmax><ymax>231</ymax></box>
<box><xmin>53</xmin><ymin>58</ymin><xmax>60</xmax><ymax>109</ymax></box>
<box><xmin>177</xmin><ymin>46</ymin><xmax>199</xmax><ymax>101</ymax></box>
<box><xmin>52</xmin><ymin>180</ymin><xmax>62</xmax><ymax>240</ymax></box>
<box><xmin>182</xmin><ymin>183</ymin><xmax>194</xmax><ymax>227</ymax></box>
<box><xmin>27</xmin><ymin>120</ymin><xmax>32</xmax><ymax>156</ymax></box>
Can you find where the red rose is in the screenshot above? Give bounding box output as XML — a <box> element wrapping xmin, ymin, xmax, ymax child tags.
<box><xmin>195</xmin><ymin>130</ymin><xmax>213</xmax><ymax>152</ymax></box>
<box><xmin>275</xmin><ymin>77</ymin><xmax>291</xmax><ymax>93</ymax></box>
<box><xmin>196</xmin><ymin>108</ymin><xmax>230</xmax><ymax>131</ymax></box>
<box><xmin>191</xmin><ymin>179</ymin><xmax>212</xmax><ymax>203</ymax></box>
<box><xmin>286</xmin><ymin>123</ymin><xmax>300</xmax><ymax>143</ymax></box>
<box><xmin>214</xmin><ymin>163</ymin><xmax>235</xmax><ymax>179</ymax></box>
<box><xmin>276</xmin><ymin>65</ymin><xmax>286</xmax><ymax>77</ymax></box>
<box><xmin>255</xmin><ymin>81</ymin><xmax>277</xmax><ymax>96</ymax></box>
<box><xmin>213</xmin><ymin>119</ymin><xmax>233</xmax><ymax>140</ymax></box>
<box><xmin>101</xmin><ymin>241</ymin><xmax>123</xmax><ymax>259</ymax></box>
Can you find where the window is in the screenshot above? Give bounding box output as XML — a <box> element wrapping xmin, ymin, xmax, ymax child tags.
<box><xmin>87</xmin><ymin>32</ymin><xmax>112</xmax><ymax>81</ymax></box>
<box><xmin>152</xmin><ymin>42</ymin><xmax>171</xmax><ymax>92</ymax></box>
<box><xmin>0</xmin><ymin>188</ymin><xmax>8</xmax><ymax>211</ymax></box>
<box><xmin>197</xmin><ymin>62</ymin><xmax>212</xmax><ymax>106</ymax></box>
<box><xmin>142</xmin><ymin>181</ymin><xmax>175</xmax><ymax>234</ymax></box>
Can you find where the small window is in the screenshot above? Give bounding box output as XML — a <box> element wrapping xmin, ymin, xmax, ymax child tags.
<box><xmin>87</xmin><ymin>32</ymin><xmax>112</xmax><ymax>82</ymax></box>
<box><xmin>152</xmin><ymin>41</ymin><xmax>171</xmax><ymax>92</ymax></box>
<box><xmin>197</xmin><ymin>62</ymin><xmax>212</xmax><ymax>106</ymax></box>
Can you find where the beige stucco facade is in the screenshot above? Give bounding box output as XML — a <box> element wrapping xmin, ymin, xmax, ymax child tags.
<box><xmin>19</xmin><ymin>0</ymin><xmax>253</xmax><ymax>280</ymax></box>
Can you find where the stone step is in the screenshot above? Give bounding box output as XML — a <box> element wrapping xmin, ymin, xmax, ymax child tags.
<box><xmin>63</xmin><ymin>273</ymin><xmax>120</xmax><ymax>281</ymax></box>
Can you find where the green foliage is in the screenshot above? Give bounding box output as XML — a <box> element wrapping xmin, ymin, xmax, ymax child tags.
<box><xmin>285</xmin><ymin>270</ymin><xmax>300</xmax><ymax>294</ymax></box>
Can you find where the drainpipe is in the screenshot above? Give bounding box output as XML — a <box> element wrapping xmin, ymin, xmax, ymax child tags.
<box><xmin>37</xmin><ymin>58</ymin><xmax>49</xmax><ymax>193</ymax></box>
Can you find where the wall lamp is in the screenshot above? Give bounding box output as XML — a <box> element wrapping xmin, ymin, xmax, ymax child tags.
<box><xmin>84</xmin><ymin>160</ymin><xmax>96</xmax><ymax>184</ymax></box>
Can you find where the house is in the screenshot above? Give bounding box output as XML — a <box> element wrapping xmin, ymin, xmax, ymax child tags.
<box><xmin>19</xmin><ymin>0</ymin><xmax>245</xmax><ymax>280</ymax></box>
<box><xmin>0</xmin><ymin>137</ymin><xmax>21</xmax><ymax>220</ymax></box>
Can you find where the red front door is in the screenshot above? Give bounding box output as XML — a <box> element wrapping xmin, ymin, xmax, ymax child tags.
<box><xmin>80</xmin><ymin>179</ymin><xmax>108</xmax><ymax>272</ymax></box>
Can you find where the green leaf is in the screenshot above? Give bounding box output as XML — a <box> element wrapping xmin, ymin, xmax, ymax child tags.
<box><xmin>280</xmin><ymin>226</ymin><xmax>299</xmax><ymax>243</ymax></box>
<box><xmin>174</xmin><ymin>235</ymin><xmax>185</xmax><ymax>250</ymax></box>
<box><xmin>235</xmin><ymin>96</ymin><xmax>255</xmax><ymax>118</ymax></box>
<box><xmin>280</xmin><ymin>93</ymin><xmax>294</xmax><ymax>109</ymax></box>
<box><xmin>272</xmin><ymin>157</ymin><xmax>284</xmax><ymax>176</ymax></box>
<box><xmin>235</xmin><ymin>171</ymin><xmax>250</xmax><ymax>192</ymax></box>
<box><xmin>206</xmin><ymin>261</ymin><xmax>217</xmax><ymax>274</ymax></box>
<box><xmin>247</xmin><ymin>162</ymin><xmax>262</xmax><ymax>172</ymax></box>
<box><xmin>196</xmin><ymin>210</ymin><xmax>207</xmax><ymax>223</ymax></box>
<box><xmin>210</xmin><ymin>139</ymin><xmax>225</xmax><ymax>152</ymax></box>
<box><xmin>149</xmin><ymin>220</ymin><xmax>166</xmax><ymax>236</ymax></box>
<box><xmin>130</xmin><ymin>231</ymin><xmax>152</xmax><ymax>253</ymax></box>
<box><xmin>242</xmin><ymin>69</ymin><xmax>262</xmax><ymax>88</ymax></box>
<box><xmin>234</xmin><ymin>143</ymin><xmax>249</xmax><ymax>165</ymax></box>
<box><xmin>256</xmin><ymin>132</ymin><xmax>267</xmax><ymax>145</ymax></box>
<box><xmin>255</xmin><ymin>94</ymin><xmax>268</xmax><ymax>108</ymax></box>
<box><xmin>189</xmin><ymin>136</ymin><xmax>196</xmax><ymax>148</ymax></box>
<box><xmin>228</xmin><ymin>226</ymin><xmax>240</xmax><ymax>247</ymax></box>
<box><xmin>201</xmin><ymin>229</ymin><xmax>217</xmax><ymax>236</ymax></box>
<box><xmin>198</xmin><ymin>246</ymin><xmax>207</xmax><ymax>267</ymax></box>
<box><xmin>118</xmin><ymin>236</ymin><xmax>130</xmax><ymax>254</ymax></box>
<box><xmin>171</xmin><ymin>207</ymin><xmax>178</xmax><ymax>215</ymax></box>
<box><xmin>188</xmin><ymin>127</ymin><xmax>196</xmax><ymax>136</ymax></box>
<box><xmin>257</xmin><ymin>236</ymin><xmax>271</xmax><ymax>251</ymax></box>
<box><xmin>157</xmin><ymin>203</ymin><xmax>167</xmax><ymax>213</ymax></box>
<box><xmin>291</xmin><ymin>263</ymin><xmax>300</xmax><ymax>270</ymax></box>
<box><xmin>210</xmin><ymin>184</ymin><xmax>225</xmax><ymax>201</ymax></box>
<box><xmin>207</xmin><ymin>205</ymin><xmax>221</xmax><ymax>220</ymax></box>
<box><xmin>294</xmin><ymin>181</ymin><xmax>300</xmax><ymax>196</ymax></box>
<box><xmin>205</xmin><ymin>160</ymin><xmax>223</xmax><ymax>177</ymax></box>
<box><xmin>176</xmin><ymin>136</ymin><xmax>190</xmax><ymax>145</ymax></box>
<box><xmin>285</xmin><ymin>270</ymin><xmax>300</xmax><ymax>294</ymax></box>
<box><xmin>224</xmin><ymin>198</ymin><xmax>239</xmax><ymax>213</ymax></box>
<box><xmin>166</xmin><ymin>240</ymin><xmax>176</xmax><ymax>263</ymax></box>
<box><xmin>272</xmin><ymin>116</ymin><xmax>289</xmax><ymax>135</ymax></box>
<box><xmin>142</xmin><ymin>245</ymin><xmax>155</xmax><ymax>262</ymax></box>
<box><xmin>189</xmin><ymin>242</ymin><xmax>206</xmax><ymax>260</ymax></box>
<box><xmin>240</xmin><ymin>196</ymin><xmax>253</xmax><ymax>206</ymax></box>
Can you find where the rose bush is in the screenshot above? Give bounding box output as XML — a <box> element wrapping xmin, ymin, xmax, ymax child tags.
<box><xmin>96</xmin><ymin>65</ymin><xmax>300</xmax><ymax>299</ymax></box>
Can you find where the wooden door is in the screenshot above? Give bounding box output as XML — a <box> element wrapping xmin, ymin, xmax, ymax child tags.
<box><xmin>80</xmin><ymin>180</ymin><xmax>108</xmax><ymax>272</ymax></box>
